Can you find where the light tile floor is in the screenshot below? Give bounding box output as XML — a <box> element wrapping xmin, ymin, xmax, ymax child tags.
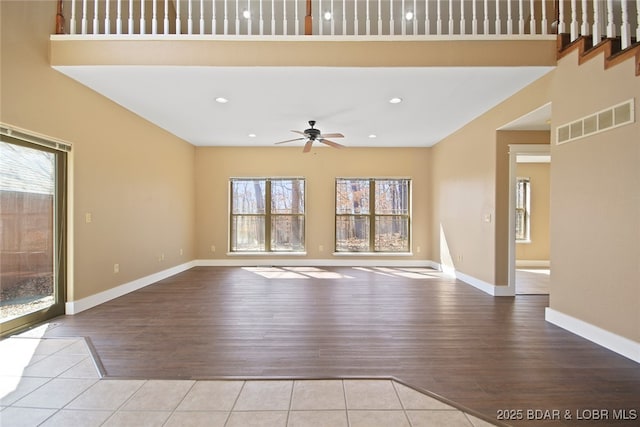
<box><xmin>0</xmin><ymin>336</ymin><xmax>499</xmax><ymax>427</ymax></box>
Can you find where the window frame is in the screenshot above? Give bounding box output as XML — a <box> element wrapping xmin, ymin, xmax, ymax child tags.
<box><xmin>229</xmin><ymin>177</ymin><xmax>306</xmax><ymax>253</ymax></box>
<box><xmin>515</xmin><ymin>176</ymin><xmax>531</xmax><ymax>242</ymax></box>
<box><xmin>334</xmin><ymin>177</ymin><xmax>411</xmax><ymax>253</ymax></box>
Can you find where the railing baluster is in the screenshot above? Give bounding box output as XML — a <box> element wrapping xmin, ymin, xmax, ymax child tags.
<box><xmin>412</xmin><ymin>0</ymin><xmax>417</xmax><ymax>35</ymax></box>
<box><xmin>211</xmin><ymin>0</ymin><xmax>216</xmax><ymax>35</ymax></box>
<box><xmin>330</xmin><ymin>0</ymin><xmax>334</xmax><ymax>35</ymax></box>
<box><xmin>152</xmin><ymin>0</ymin><xmax>157</xmax><ymax>34</ymax></box>
<box><xmin>200</xmin><ymin>0</ymin><xmax>205</xmax><ymax>34</ymax></box>
<box><xmin>318</xmin><ymin>0</ymin><xmax>322</xmax><ymax>35</ymax></box>
<box><xmin>344</xmin><ymin>0</ymin><xmax>348</xmax><ymax>35</ymax></box>
<box><xmin>176</xmin><ymin>0</ymin><xmax>182</xmax><ymax>34</ymax></box>
<box><xmin>295</xmin><ymin>0</ymin><xmax>299</xmax><ymax>36</ymax></box>
<box><xmin>570</xmin><ymin>0</ymin><xmax>578</xmax><ymax>40</ymax></box>
<box><xmin>378</xmin><ymin>0</ymin><xmax>382</xmax><ymax>35</ymax></box>
<box><xmin>93</xmin><ymin>0</ymin><xmax>99</xmax><ymax>34</ymax></box>
<box><xmin>425</xmin><ymin>0</ymin><xmax>431</xmax><ymax>35</ymax></box>
<box><xmin>636</xmin><ymin>0</ymin><xmax>640</xmax><ymax>43</ymax></box>
<box><xmin>437</xmin><ymin>0</ymin><xmax>442</xmax><ymax>35</ymax></box>
<box><xmin>272</xmin><ymin>0</ymin><xmax>276</xmax><ymax>35</ymax></box>
<box><xmin>518</xmin><ymin>0</ymin><xmax>524</xmax><ymax>34</ymax></box>
<box><xmin>82</xmin><ymin>0</ymin><xmax>88</xmax><ymax>34</ymax></box>
<box><xmin>593</xmin><ymin>0</ymin><xmax>601</xmax><ymax>44</ymax></box>
<box><xmin>620</xmin><ymin>0</ymin><xmax>630</xmax><ymax>48</ymax></box>
<box><xmin>558</xmin><ymin>0</ymin><xmax>565</xmax><ymax>33</ymax></box>
<box><xmin>69</xmin><ymin>0</ymin><xmax>76</xmax><ymax>34</ymax></box>
<box><xmin>472</xmin><ymin>0</ymin><xmax>477</xmax><ymax>35</ymax></box>
<box><xmin>483</xmin><ymin>0</ymin><xmax>489</xmax><ymax>35</ymax></box>
<box><xmin>283</xmin><ymin>0</ymin><xmax>287</xmax><ymax>36</ymax></box>
<box><xmin>541</xmin><ymin>0</ymin><xmax>547</xmax><ymax>34</ymax></box>
<box><xmin>354</xmin><ymin>0</ymin><xmax>359</xmax><ymax>36</ymax></box>
<box><xmin>247</xmin><ymin>0</ymin><xmax>252</xmax><ymax>36</ymax></box>
<box><xmin>606</xmin><ymin>0</ymin><xmax>615</xmax><ymax>38</ymax></box>
<box><xmin>448</xmin><ymin>0</ymin><xmax>454</xmax><ymax>34</ymax></box>
<box><xmin>529</xmin><ymin>0</ymin><xmax>535</xmax><ymax>34</ymax></box>
<box><xmin>460</xmin><ymin>0</ymin><xmax>465</xmax><ymax>35</ymax></box>
<box><xmin>494</xmin><ymin>0</ymin><xmax>500</xmax><ymax>35</ymax></box>
<box><xmin>165</xmin><ymin>0</ymin><xmax>170</xmax><ymax>35</ymax></box>
<box><xmin>141</xmin><ymin>0</ymin><xmax>146</xmax><ymax>34</ymax></box>
<box><xmin>402</xmin><ymin>0</ymin><xmax>406</xmax><ymax>35</ymax></box>
<box><xmin>390</xmin><ymin>0</ymin><xmax>394</xmax><ymax>35</ymax></box>
<box><xmin>258</xmin><ymin>0</ymin><xmax>262</xmax><ymax>36</ymax></box>
<box><xmin>223</xmin><ymin>0</ymin><xmax>228</xmax><ymax>35</ymax></box>
<box><xmin>187</xmin><ymin>0</ymin><xmax>193</xmax><ymax>35</ymax></box>
<box><xmin>127</xmin><ymin>0</ymin><xmax>133</xmax><ymax>34</ymax></box>
<box><xmin>104</xmin><ymin>0</ymin><xmax>111</xmax><ymax>34</ymax></box>
<box><xmin>581</xmin><ymin>0</ymin><xmax>589</xmax><ymax>36</ymax></box>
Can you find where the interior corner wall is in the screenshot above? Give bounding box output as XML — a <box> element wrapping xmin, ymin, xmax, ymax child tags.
<box><xmin>550</xmin><ymin>50</ymin><xmax>640</xmax><ymax>343</ymax></box>
<box><xmin>431</xmin><ymin>72</ymin><xmax>553</xmax><ymax>287</ymax></box>
<box><xmin>0</xmin><ymin>1</ymin><xmax>196</xmax><ymax>301</ymax></box>
<box><xmin>194</xmin><ymin>146</ymin><xmax>431</xmax><ymax>262</ymax></box>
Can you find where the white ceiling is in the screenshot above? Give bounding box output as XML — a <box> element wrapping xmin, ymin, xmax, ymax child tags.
<box><xmin>54</xmin><ymin>65</ymin><xmax>553</xmax><ymax>148</ymax></box>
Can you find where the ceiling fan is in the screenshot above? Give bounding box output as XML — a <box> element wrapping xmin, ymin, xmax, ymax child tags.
<box><xmin>275</xmin><ymin>120</ymin><xmax>345</xmax><ymax>153</ymax></box>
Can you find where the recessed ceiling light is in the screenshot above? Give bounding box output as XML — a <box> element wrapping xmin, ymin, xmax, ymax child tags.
<box><xmin>248</xmin><ymin>133</ymin><xmax>256</xmax><ymax>138</ymax></box>
<box><xmin>242</xmin><ymin>9</ymin><xmax>250</xmax><ymax>19</ymax></box>
<box><xmin>324</xmin><ymin>11</ymin><xmax>332</xmax><ymax>20</ymax></box>
<box><xmin>405</xmin><ymin>11</ymin><xmax>414</xmax><ymax>20</ymax></box>
<box><xmin>368</xmin><ymin>134</ymin><xmax>377</xmax><ymax>138</ymax></box>
<box><xmin>215</xmin><ymin>97</ymin><xmax>229</xmax><ymax>104</ymax></box>
<box><xmin>389</xmin><ymin>97</ymin><xmax>403</xmax><ymax>104</ymax></box>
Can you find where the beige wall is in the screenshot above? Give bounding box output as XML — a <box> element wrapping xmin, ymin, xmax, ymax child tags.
<box><xmin>195</xmin><ymin>147</ymin><xmax>430</xmax><ymax>261</ymax></box>
<box><xmin>431</xmin><ymin>74</ymin><xmax>553</xmax><ymax>286</ymax></box>
<box><xmin>0</xmin><ymin>1</ymin><xmax>196</xmax><ymax>301</ymax></box>
<box><xmin>515</xmin><ymin>162</ymin><xmax>550</xmax><ymax>261</ymax></box>
<box><xmin>550</xmin><ymin>50</ymin><xmax>640</xmax><ymax>342</ymax></box>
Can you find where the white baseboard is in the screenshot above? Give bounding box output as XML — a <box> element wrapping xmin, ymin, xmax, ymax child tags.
<box><xmin>545</xmin><ymin>307</ymin><xmax>640</xmax><ymax>363</ymax></box>
<box><xmin>65</xmin><ymin>261</ymin><xmax>196</xmax><ymax>314</ymax></box>
<box><xmin>516</xmin><ymin>260</ymin><xmax>550</xmax><ymax>268</ymax></box>
<box><xmin>195</xmin><ymin>258</ymin><xmax>439</xmax><ymax>268</ymax></box>
<box><xmin>455</xmin><ymin>271</ymin><xmax>514</xmax><ymax>296</ymax></box>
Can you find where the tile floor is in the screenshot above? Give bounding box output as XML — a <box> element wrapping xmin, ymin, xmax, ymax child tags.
<box><xmin>0</xmin><ymin>335</ymin><xmax>499</xmax><ymax>427</ymax></box>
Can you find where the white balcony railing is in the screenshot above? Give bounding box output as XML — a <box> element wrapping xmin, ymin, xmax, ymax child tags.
<box><xmin>56</xmin><ymin>1</ymin><xmax>639</xmax><ymax>47</ymax></box>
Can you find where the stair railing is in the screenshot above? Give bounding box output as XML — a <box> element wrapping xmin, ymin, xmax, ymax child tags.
<box><xmin>54</xmin><ymin>0</ymin><xmax>560</xmax><ymax>37</ymax></box>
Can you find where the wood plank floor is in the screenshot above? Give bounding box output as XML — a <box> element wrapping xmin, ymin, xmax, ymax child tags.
<box><xmin>40</xmin><ymin>266</ymin><xmax>640</xmax><ymax>426</ymax></box>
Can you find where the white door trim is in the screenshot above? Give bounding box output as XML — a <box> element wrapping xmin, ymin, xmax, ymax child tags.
<box><xmin>507</xmin><ymin>144</ymin><xmax>551</xmax><ymax>294</ymax></box>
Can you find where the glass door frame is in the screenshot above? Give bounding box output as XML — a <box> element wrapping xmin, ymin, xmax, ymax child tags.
<box><xmin>0</xmin><ymin>133</ymin><xmax>68</xmax><ymax>337</ymax></box>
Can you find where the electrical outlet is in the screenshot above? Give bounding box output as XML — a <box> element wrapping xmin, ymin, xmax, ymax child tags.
<box><xmin>180</xmin><ymin>248</ymin><xmax>183</xmax><ymax>256</ymax></box>
<box><xmin>113</xmin><ymin>263</ymin><xmax>119</xmax><ymax>273</ymax></box>
<box><xmin>416</xmin><ymin>246</ymin><xmax>421</xmax><ymax>253</ymax></box>
<box><xmin>211</xmin><ymin>245</ymin><xmax>216</xmax><ymax>253</ymax></box>
<box><xmin>85</xmin><ymin>212</ymin><xmax>92</xmax><ymax>223</ymax></box>
<box><xmin>319</xmin><ymin>245</ymin><xmax>324</xmax><ymax>252</ymax></box>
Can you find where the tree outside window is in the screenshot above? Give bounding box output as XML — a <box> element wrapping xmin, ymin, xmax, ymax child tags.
<box><xmin>335</xmin><ymin>178</ymin><xmax>410</xmax><ymax>252</ymax></box>
<box><xmin>230</xmin><ymin>178</ymin><xmax>305</xmax><ymax>252</ymax></box>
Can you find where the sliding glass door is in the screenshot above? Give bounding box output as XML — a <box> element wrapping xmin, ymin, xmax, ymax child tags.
<box><xmin>0</xmin><ymin>136</ymin><xmax>66</xmax><ymax>336</ymax></box>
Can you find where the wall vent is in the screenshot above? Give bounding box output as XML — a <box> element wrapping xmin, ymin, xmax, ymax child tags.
<box><xmin>556</xmin><ymin>99</ymin><xmax>635</xmax><ymax>145</ymax></box>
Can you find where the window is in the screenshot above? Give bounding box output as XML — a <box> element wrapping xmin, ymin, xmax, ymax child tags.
<box><xmin>515</xmin><ymin>177</ymin><xmax>530</xmax><ymax>241</ymax></box>
<box><xmin>335</xmin><ymin>178</ymin><xmax>410</xmax><ymax>252</ymax></box>
<box><xmin>1</xmin><ymin>133</ymin><xmax>67</xmax><ymax>337</ymax></box>
<box><xmin>230</xmin><ymin>178</ymin><xmax>305</xmax><ymax>252</ymax></box>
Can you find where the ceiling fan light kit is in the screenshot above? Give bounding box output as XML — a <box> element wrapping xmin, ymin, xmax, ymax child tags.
<box><xmin>275</xmin><ymin>120</ymin><xmax>345</xmax><ymax>153</ymax></box>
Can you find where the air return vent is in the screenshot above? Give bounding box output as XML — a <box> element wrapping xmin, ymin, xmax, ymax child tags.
<box><xmin>556</xmin><ymin>99</ymin><xmax>635</xmax><ymax>145</ymax></box>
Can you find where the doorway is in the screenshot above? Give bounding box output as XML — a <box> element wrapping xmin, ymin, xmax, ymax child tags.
<box><xmin>0</xmin><ymin>129</ymin><xmax>68</xmax><ymax>336</ymax></box>
<box><xmin>508</xmin><ymin>144</ymin><xmax>550</xmax><ymax>295</ymax></box>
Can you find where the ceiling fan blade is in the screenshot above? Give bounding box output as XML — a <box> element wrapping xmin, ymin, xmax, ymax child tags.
<box><xmin>275</xmin><ymin>137</ymin><xmax>305</xmax><ymax>144</ymax></box>
<box><xmin>303</xmin><ymin>140</ymin><xmax>313</xmax><ymax>153</ymax></box>
<box><xmin>319</xmin><ymin>138</ymin><xmax>345</xmax><ymax>149</ymax></box>
<box><xmin>319</xmin><ymin>133</ymin><xmax>344</xmax><ymax>138</ymax></box>
<box><xmin>291</xmin><ymin>130</ymin><xmax>307</xmax><ymax>136</ymax></box>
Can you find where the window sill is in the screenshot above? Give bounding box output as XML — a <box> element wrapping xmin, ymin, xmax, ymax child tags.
<box><xmin>333</xmin><ymin>252</ymin><xmax>414</xmax><ymax>257</ymax></box>
<box><xmin>227</xmin><ymin>251</ymin><xmax>308</xmax><ymax>256</ymax></box>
